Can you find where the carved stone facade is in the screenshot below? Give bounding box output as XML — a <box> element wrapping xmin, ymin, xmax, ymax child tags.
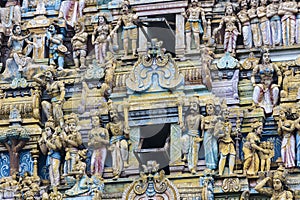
<box><xmin>0</xmin><ymin>0</ymin><xmax>299</xmax><ymax>199</ymax></box>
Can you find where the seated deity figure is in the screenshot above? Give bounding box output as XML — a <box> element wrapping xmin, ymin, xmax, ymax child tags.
<box><xmin>267</xmin><ymin>0</ymin><xmax>282</xmax><ymax>47</ymax></box>
<box><xmin>63</xmin><ymin>113</ymin><xmax>83</xmax><ymax>175</ymax></box>
<box><xmin>71</xmin><ymin>21</ymin><xmax>88</xmax><ymax>69</ymax></box>
<box><xmin>279</xmin><ymin>0</ymin><xmax>297</xmax><ymax>46</ymax></box>
<box><xmin>180</xmin><ymin>97</ymin><xmax>203</xmax><ymax>174</ymax></box>
<box><xmin>277</xmin><ymin>107</ymin><xmax>296</xmax><ymax>169</ymax></box>
<box><xmin>92</xmin><ymin>14</ymin><xmax>112</xmax><ymax>64</ymax></box>
<box><xmin>182</xmin><ymin>0</ymin><xmax>206</xmax><ymax>51</ymax></box>
<box><xmin>5</xmin><ymin>25</ymin><xmax>34</xmax><ymax>74</ymax></box>
<box><xmin>33</xmin><ymin>69</ymin><xmax>65</xmax><ymax>127</ymax></box>
<box><xmin>213</xmin><ymin>3</ymin><xmax>241</xmax><ymax>54</ymax></box>
<box><xmin>46</xmin><ymin>23</ymin><xmax>67</xmax><ymax>71</ymax></box>
<box><xmin>214</xmin><ymin>108</ymin><xmax>236</xmax><ymax>176</ymax></box>
<box><xmin>251</xmin><ymin>50</ymin><xmax>282</xmax><ymax>114</ymax></box>
<box><xmin>255</xmin><ymin>166</ymin><xmax>294</xmax><ymax>200</ymax></box>
<box><xmin>201</xmin><ymin>99</ymin><xmax>219</xmax><ymax>171</ymax></box>
<box><xmin>238</xmin><ymin>0</ymin><xmax>253</xmax><ymax>49</ymax></box>
<box><xmin>88</xmin><ymin>113</ymin><xmax>109</xmax><ymax>178</ymax></box>
<box><xmin>111</xmin><ymin>0</ymin><xmax>138</xmax><ymax>57</ymax></box>
<box><xmin>106</xmin><ymin>101</ymin><xmax>129</xmax><ymax>179</ymax></box>
<box><xmin>248</xmin><ymin>0</ymin><xmax>262</xmax><ymax>48</ymax></box>
<box><xmin>257</xmin><ymin>0</ymin><xmax>272</xmax><ymax>47</ymax></box>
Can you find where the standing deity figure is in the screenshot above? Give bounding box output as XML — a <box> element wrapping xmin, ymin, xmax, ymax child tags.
<box><xmin>296</xmin><ymin>1</ymin><xmax>300</xmax><ymax>44</ymax></box>
<box><xmin>214</xmin><ymin>108</ymin><xmax>236</xmax><ymax>176</ymax></box>
<box><xmin>46</xmin><ymin>24</ymin><xmax>66</xmax><ymax>71</ymax></box>
<box><xmin>255</xmin><ymin>166</ymin><xmax>294</xmax><ymax>200</ymax></box>
<box><xmin>267</xmin><ymin>0</ymin><xmax>282</xmax><ymax>47</ymax></box>
<box><xmin>106</xmin><ymin>101</ymin><xmax>129</xmax><ymax>179</ymax></box>
<box><xmin>182</xmin><ymin>0</ymin><xmax>206</xmax><ymax>51</ymax></box>
<box><xmin>258</xmin><ymin>141</ymin><xmax>274</xmax><ymax>171</ymax></box>
<box><xmin>213</xmin><ymin>3</ymin><xmax>241</xmax><ymax>54</ymax></box>
<box><xmin>6</xmin><ymin>25</ymin><xmax>34</xmax><ymax>72</ymax></box>
<box><xmin>242</xmin><ymin>121</ymin><xmax>269</xmax><ymax>176</ymax></box>
<box><xmin>295</xmin><ymin>104</ymin><xmax>300</xmax><ymax>167</ymax></box>
<box><xmin>180</xmin><ymin>97</ymin><xmax>203</xmax><ymax>174</ymax></box>
<box><xmin>201</xmin><ymin>100</ymin><xmax>219</xmax><ymax>170</ymax></box>
<box><xmin>257</xmin><ymin>0</ymin><xmax>272</xmax><ymax>47</ymax></box>
<box><xmin>278</xmin><ymin>107</ymin><xmax>296</xmax><ymax>168</ymax></box>
<box><xmin>33</xmin><ymin>69</ymin><xmax>65</xmax><ymax>127</ymax></box>
<box><xmin>248</xmin><ymin>0</ymin><xmax>262</xmax><ymax>48</ymax></box>
<box><xmin>71</xmin><ymin>21</ymin><xmax>88</xmax><ymax>70</ymax></box>
<box><xmin>238</xmin><ymin>0</ymin><xmax>253</xmax><ymax>49</ymax></box>
<box><xmin>63</xmin><ymin>113</ymin><xmax>83</xmax><ymax>175</ymax></box>
<box><xmin>251</xmin><ymin>50</ymin><xmax>282</xmax><ymax>114</ymax></box>
<box><xmin>39</xmin><ymin>119</ymin><xmax>62</xmax><ymax>187</ymax></box>
<box><xmin>88</xmin><ymin>113</ymin><xmax>109</xmax><ymax>178</ymax></box>
<box><xmin>111</xmin><ymin>0</ymin><xmax>138</xmax><ymax>57</ymax></box>
<box><xmin>279</xmin><ymin>0</ymin><xmax>297</xmax><ymax>46</ymax></box>
<box><xmin>92</xmin><ymin>14</ymin><xmax>112</xmax><ymax>64</ymax></box>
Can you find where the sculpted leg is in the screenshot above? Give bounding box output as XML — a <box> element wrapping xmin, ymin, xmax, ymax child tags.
<box><xmin>229</xmin><ymin>155</ymin><xmax>235</xmax><ymax>175</ymax></box>
<box><xmin>132</xmin><ymin>39</ymin><xmax>137</xmax><ymax>56</ymax></box>
<box><xmin>124</xmin><ymin>38</ymin><xmax>129</xmax><ymax>56</ymax></box>
<box><xmin>219</xmin><ymin>154</ymin><xmax>226</xmax><ymax>176</ymax></box>
<box><xmin>120</xmin><ymin>140</ymin><xmax>129</xmax><ymax>168</ymax></box>
<box><xmin>193</xmin><ymin>32</ymin><xmax>200</xmax><ymax>50</ymax></box>
<box><xmin>186</xmin><ymin>32</ymin><xmax>192</xmax><ymax>51</ymax></box>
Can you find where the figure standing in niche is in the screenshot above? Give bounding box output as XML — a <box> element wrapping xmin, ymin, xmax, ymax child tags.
<box><xmin>213</xmin><ymin>2</ymin><xmax>241</xmax><ymax>54</ymax></box>
<box><xmin>39</xmin><ymin>119</ymin><xmax>62</xmax><ymax>187</ymax></box>
<box><xmin>63</xmin><ymin>113</ymin><xmax>83</xmax><ymax>175</ymax></box>
<box><xmin>111</xmin><ymin>0</ymin><xmax>138</xmax><ymax>57</ymax></box>
<box><xmin>46</xmin><ymin>23</ymin><xmax>66</xmax><ymax>71</ymax></box>
<box><xmin>238</xmin><ymin>0</ymin><xmax>253</xmax><ymax>49</ymax></box>
<box><xmin>88</xmin><ymin>113</ymin><xmax>109</xmax><ymax>178</ymax></box>
<box><xmin>71</xmin><ymin>21</ymin><xmax>88</xmax><ymax>70</ymax></box>
<box><xmin>279</xmin><ymin>0</ymin><xmax>297</xmax><ymax>46</ymax></box>
<box><xmin>267</xmin><ymin>0</ymin><xmax>282</xmax><ymax>47</ymax></box>
<box><xmin>182</xmin><ymin>0</ymin><xmax>207</xmax><ymax>51</ymax></box>
<box><xmin>201</xmin><ymin>100</ymin><xmax>219</xmax><ymax>171</ymax></box>
<box><xmin>255</xmin><ymin>166</ymin><xmax>294</xmax><ymax>200</ymax></box>
<box><xmin>243</xmin><ymin>121</ymin><xmax>269</xmax><ymax>176</ymax></box>
<box><xmin>92</xmin><ymin>14</ymin><xmax>112</xmax><ymax>64</ymax></box>
<box><xmin>251</xmin><ymin>50</ymin><xmax>282</xmax><ymax>114</ymax></box>
<box><xmin>33</xmin><ymin>69</ymin><xmax>65</xmax><ymax>128</ymax></box>
<box><xmin>106</xmin><ymin>101</ymin><xmax>129</xmax><ymax>179</ymax></box>
<box><xmin>257</xmin><ymin>0</ymin><xmax>272</xmax><ymax>47</ymax></box>
<box><xmin>180</xmin><ymin>97</ymin><xmax>203</xmax><ymax>174</ymax></box>
<box><xmin>7</xmin><ymin>25</ymin><xmax>34</xmax><ymax>72</ymax></box>
<box><xmin>248</xmin><ymin>0</ymin><xmax>262</xmax><ymax>48</ymax></box>
<box><xmin>278</xmin><ymin>107</ymin><xmax>296</xmax><ymax>168</ymax></box>
<box><xmin>214</xmin><ymin>108</ymin><xmax>236</xmax><ymax>176</ymax></box>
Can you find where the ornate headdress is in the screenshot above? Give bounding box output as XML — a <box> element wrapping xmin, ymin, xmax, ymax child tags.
<box><xmin>251</xmin><ymin>120</ymin><xmax>263</xmax><ymax>130</ymax></box>
<box><xmin>45</xmin><ymin>117</ymin><xmax>55</xmax><ymax>130</ymax></box>
<box><xmin>273</xmin><ymin>165</ymin><xmax>286</xmax><ymax>183</ymax></box>
<box><xmin>66</xmin><ymin>113</ymin><xmax>79</xmax><ymax>125</ymax></box>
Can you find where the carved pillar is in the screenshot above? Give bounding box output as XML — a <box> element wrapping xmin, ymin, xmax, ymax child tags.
<box><xmin>170</xmin><ymin>124</ymin><xmax>182</xmax><ymax>164</ymax></box>
<box><xmin>138</xmin><ymin>26</ymin><xmax>148</xmax><ymax>54</ymax></box>
<box><xmin>128</xmin><ymin>127</ymin><xmax>140</xmax><ymax>168</ymax></box>
<box><xmin>31</xmin><ymin>148</ymin><xmax>39</xmax><ymax>178</ymax></box>
<box><xmin>175</xmin><ymin>14</ymin><xmax>185</xmax><ymax>56</ymax></box>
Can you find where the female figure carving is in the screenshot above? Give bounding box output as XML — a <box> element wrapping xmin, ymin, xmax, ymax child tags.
<box><xmin>248</xmin><ymin>0</ymin><xmax>262</xmax><ymax>48</ymax></box>
<box><xmin>278</xmin><ymin>107</ymin><xmax>296</xmax><ymax>168</ymax></box>
<box><xmin>213</xmin><ymin>3</ymin><xmax>241</xmax><ymax>54</ymax></box>
<box><xmin>251</xmin><ymin>50</ymin><xmax>282</xmax><ymax>114</ymax></box>
<box><xmin>257</xmin><ymin>0</ymin><xmax>272</xmax><ymax>46</ymax></box>
<box><xmin>238</xmin><ymin>0</ymin><xmax>253</xmax><ymax>49</ymax></box>
<box><xmin>279</xmin><ymin>0</ymin><xmax>297</xmax><ymax>46</ymax></box>
<box><xmin>267</xmin><ymin>0</ymin><xmax>282</xmax><ymax>47</ymax></box>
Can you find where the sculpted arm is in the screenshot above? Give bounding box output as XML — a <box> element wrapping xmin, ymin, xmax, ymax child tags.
<box><xmin>33</xmin><ymin>73</ymin><xmax>46</xmax><ymax>86</ymax></box>
<box><xmin>58</xmin><ymin>82</ymin><xmax>65</xmax><ymax>102</ymax></box>
<box><xmin>213</xmin><ymin>18</ymin><xmax>224</xmax><ymax>38</ymax></box>
<box><xmin>274</xmin><ymin>64</ymin><xmax>282</xmax><ymax>86</ymax></box>
<box><xmin>282</xmin><ymin>121</ymin><xmax>295</xmax><ymax>132</ymax></box>
<box><xmin>251</xmin><ymin>65</ymin><xmax>259</xmax><ymax>85</ymax></box>
<box><xmin>254</xmin><ymin>177</ymin><xmax>273</xmax><ymax>196</ymax></box>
